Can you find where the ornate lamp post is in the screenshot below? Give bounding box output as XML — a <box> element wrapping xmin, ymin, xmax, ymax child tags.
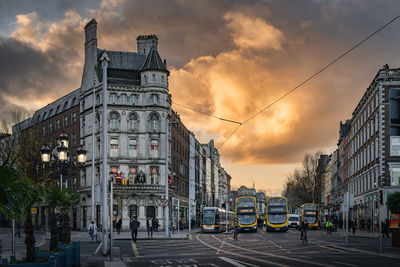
<box><xmin>40</xmin><ymin>132</ymin><xmax>87</xmax><ymax>189</ymax></box>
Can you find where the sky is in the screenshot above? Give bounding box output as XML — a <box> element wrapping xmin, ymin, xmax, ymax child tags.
<box><xmin>1</xmin><ymin>0</ymin><xmax>400</xmax><ymax>196</ymax></box>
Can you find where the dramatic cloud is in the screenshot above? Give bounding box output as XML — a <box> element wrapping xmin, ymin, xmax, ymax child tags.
<box><xmin>2</xmin><ymin>0</ymin><xmax>400</xmax><ymax>193</ymax></box>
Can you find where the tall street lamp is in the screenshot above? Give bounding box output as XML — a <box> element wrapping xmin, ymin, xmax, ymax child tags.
<box><xmin>40</xmin><ymin>132</ymin><xmax>87</xmax><ymax>189</ymax></box>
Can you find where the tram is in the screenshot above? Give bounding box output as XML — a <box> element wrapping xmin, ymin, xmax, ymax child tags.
<box><xmin>301</xmin><ymin>203</ymin><xmax>319</xmax><ymax>229</ymax></box>
<box><xmin>235</xmin><ymin>196</ymin><xmax>258</xmax><ymax>232</ymax></box>
<box><xmin>265</xmin><ymin>196</ymin><xmax>288</xmax><ymax>232</ymax></box>
<box><xmin>201</xmin><ymin>207</ymin><xmax>234</xmax><ymax>233</ymax></box>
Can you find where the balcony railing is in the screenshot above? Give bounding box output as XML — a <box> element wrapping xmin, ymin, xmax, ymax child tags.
<box><xmin>113</xmin><ymin>183</ymin><xmax>165</xmax><ymax>190</ymax></box>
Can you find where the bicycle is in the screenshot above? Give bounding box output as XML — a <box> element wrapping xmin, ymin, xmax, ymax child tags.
<box><xmin>300</xmin><ymin>229</ymin><xmax>308</xmax><ymax>245</ymax></box>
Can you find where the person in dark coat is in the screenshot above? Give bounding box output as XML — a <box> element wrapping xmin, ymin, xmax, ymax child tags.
<box><xmin>116</xmin><ymin>216</ymin><xmax>122</xmax><ymax>235</ymax></box>
<box><xmin>130</xmin><ymin>217</ymin><xmax>140</xmax><ymax>242</ymax></box>
<box><xmin>382</xmin><ymin>218</ymin><xmax>390</xmax><ymax>238</ymax></box>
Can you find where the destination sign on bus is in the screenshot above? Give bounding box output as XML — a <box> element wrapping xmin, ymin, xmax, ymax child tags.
<box><xmin>268</xmin><ymin>207</ymin><xmax>286</xmax><ymax>213</ymax></box>
<box><xmin>304</xmin><ymin>210</ymin><xmax>316</xmax><ymax>215</ymax></box>
<box><xmin>237</xmin><ymin>198</ymin><xmax>255</xmax><ymax>208</ymax></box>
<box><xmin>238</xmin><ymin>208</ymin><xmax>255</xmax><ymax>214</ymax></box>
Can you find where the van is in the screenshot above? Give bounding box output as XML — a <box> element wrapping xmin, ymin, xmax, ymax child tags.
<box><xmin>288</xmin><ymin>214</ymin><xmax>300</xmax><ymax>229</ymax></box>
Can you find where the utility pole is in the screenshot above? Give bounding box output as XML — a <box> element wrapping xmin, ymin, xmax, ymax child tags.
<box><xmin>100</xmin><ymin>51</ymin><xmax>110</xmax><ymax>256</ymax></box>
<box><xmin>91</xmin><ymin>80</ymin><xmax>96</xmax><ymax>224</ymax></box>
<box><xmin>165</xmin><ymin>116</ymin><xmax>169</xmax><ymax>238</ymax></box>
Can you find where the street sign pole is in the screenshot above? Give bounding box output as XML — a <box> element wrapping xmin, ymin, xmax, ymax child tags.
<box><xmin>226</xmin><ymin>201</ymin><xmax>228</xmax><ymax>234</ymax></box>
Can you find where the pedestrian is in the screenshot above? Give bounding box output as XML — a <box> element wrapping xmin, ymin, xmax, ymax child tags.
<box><xmin>15</xmin><ymin>222</ymin><xmax>22</xmax><ymax>238</ymax></box>
<box><xmin>147</xmin><ymin>217</ymin><xmax>153</xmax><ymax>238</ymax></box>
<box><xmin>382</xmin><ymin>218</ymin><xmax>390</xmax><ymax>238</ymax></box>
<box><xmin>154</xmin><ymin>218</ymin><xmax>159</xmax><ymax>232</ymax></box>
<box><xmin>353</xmin><ymin>219</ymin><xmax>357</xmax><ymax>234</ymax></box>
<box><xmin>300</xmin><ymin>220</ymin><xmax>308</xmax><ymax>241</ymax></box>
<box><xmin>130</xmin><ymin>217</ymin><xmax>140</xmax><ymax>242</ymax></box>
<box><xmin>116</xmin><ymin>216</ymin><xmax>122</xmax><ymax>235</ymax></box>
<box><xmin>88</xmin><ymin>221</ymin><xmax>97</xmax><ymax>241</ymax></box>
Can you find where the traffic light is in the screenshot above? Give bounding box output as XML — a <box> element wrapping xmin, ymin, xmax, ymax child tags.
<box><xmin>168</xmin><ymin>174</ymin><xmax>173</xmax><ymax>187</ymax></box>
<box><xmin>379</xmin><ymin>190</ymin><xmax>383</xmax><ymax>205</ymax></box>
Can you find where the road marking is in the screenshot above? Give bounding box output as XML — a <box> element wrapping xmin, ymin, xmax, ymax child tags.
<box><xmin>35</xmin><ymin>241</ymin><xmax>45</xmax><ymax>247</ymax></box>
<box><xmin>257</xmin><ymin>233</ymin><xmax>290</xmax><ymax>253</ymax></box>
<box><xmin>212</xmin><ymin>234</ymin><xmax>334</xmax><ymax>267</ymax></box>
<box><xmin>197</xmin><ymin>234</ymin><xmax>289</xmax><ymax>267</ymax></box>
<box><xmin>94</xmin><ymin>241</ymin><xmax>102</xmax><ymax>255</ymax></box>
<box><xmin>219</xmin><ymin>256</ymin><xmax>259</xmax><ymax>267</ymax></box>
<box><xmin>332</xmin><ymin>261</ymin><xmax>358</xmax><ymax>267</ymax></box>
<box><xmin>217</xmin><ymin>237</ymin><xmax>226</xmax><ymax>254</ymax></box>
<box><xmin>131</xmin><ymin>241</ymin><xmax>141</xmax><ymax>257</ymax></box>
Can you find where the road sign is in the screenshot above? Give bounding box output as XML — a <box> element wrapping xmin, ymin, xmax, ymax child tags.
<box><xmin>162</xmin><ymin>199</ymin><xmax>168</xmax><ymax>207</ymax></box>
<box><xmin>31</xmin><ymin>208</ymin><xmax>37</xmax><ymax>214</ymax></box>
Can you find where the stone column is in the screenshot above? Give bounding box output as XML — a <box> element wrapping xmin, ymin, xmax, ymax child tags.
<box><xmin>122</xmin><ymin>198</ymin><xmax>129</xmax><ymax>230</ymax></box>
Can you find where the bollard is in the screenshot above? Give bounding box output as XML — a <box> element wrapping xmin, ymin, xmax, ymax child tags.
<box><xmin>66</xmin><ymin>247</ymin><xmax>71</xmax><ymax>267</ymax></box>
<box><xmin>49</xmin><ymin>256</ymin><xmax>56</xmax><ymax>267</ymax></box>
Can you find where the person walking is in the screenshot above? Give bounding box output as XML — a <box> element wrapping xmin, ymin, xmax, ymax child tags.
<box><xmin>154</xmin><ymin>218</ymin><xmax>159</xmax><ymax>232</ymax></box>
<box><xmin>130</xmin><ymin>217</ymin><xmax>140</xmax><ymax>242</ymax></box>
<box><xmin>147</xmin><ymin>217</ymin><xmax>153</xmax><ymax>238</ymax></box>
<box><xmin>116</xmin><ymin>216</ymin><xmax>122</xmax><ymax>235</ymax></box>
<box><xmin>88</xmin><ymin>221</ymin><xmax>97</xmax><ymax>241</ymax></box>
<box><xmin>382</xmin><ymin>218</ymin><xmax>390</xmax><ymax>238</ymax></box>
<box><xmin>15</xmin><ymin>222</ymin><xmax>22</xmax><ymax>238</ymax></box>
<box><xmin>233</xmin><ymin>218</ymin><xmax>239</xmax><ymax>240</ymax></box>
<box><xmin>353</xmin><ymin>218</ymin><xmax>357</xmax><ymax>234</ymax></box>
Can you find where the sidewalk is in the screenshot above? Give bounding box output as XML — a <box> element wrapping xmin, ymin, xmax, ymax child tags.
<box><xmin>66</xmin><ymin>228</ymin><xmax>201</xmax><ymax>242</ymax></box>
<box><xmin>331</xmin><ymin>228</ymin><xmax>389</xmax><ymax>238</ymax></box>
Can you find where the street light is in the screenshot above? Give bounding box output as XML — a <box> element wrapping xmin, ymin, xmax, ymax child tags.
<box><xmin>40</xmin><ymin>132</ymin><xmax>87</xmax><ymax>189</ymax></box>
<box><xmin>108</xmin><ymin>171</ymin><xmax>115</xmax><ymax>261</ymax></box>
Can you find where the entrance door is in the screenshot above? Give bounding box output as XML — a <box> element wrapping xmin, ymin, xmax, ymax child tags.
<box><xmin>147</xmin><ymin>206</ymin><xmax>155</xmax><ymax>219</ymax></box>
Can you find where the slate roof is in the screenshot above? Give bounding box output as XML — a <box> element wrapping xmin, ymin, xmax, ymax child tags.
<box><xmin>97</xmin><ymin>49</ymin><xmax>146</xmax><ymax>70</ymax></box>
<box><xmin>140</xmin><ymin>46</ymin><xmax>169</xmax><ymax>74</ymax></box>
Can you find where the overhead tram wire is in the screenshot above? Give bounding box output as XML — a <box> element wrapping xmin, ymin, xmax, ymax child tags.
<box><xmin>172</xmin><ymin>101</ymin><xmax>242</xmax><ymax>125</ymax></box>
<box><xmin>218</xmin><ymin>12</ymin><xmax>400</xmax><ymax>149</ymax></box>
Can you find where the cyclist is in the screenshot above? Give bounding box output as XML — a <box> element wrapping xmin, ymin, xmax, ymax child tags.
<box><xmin>300</xmin><ymin>219</ymin><xmax>308</xmax><ymax>242</ymax></box>
<box><xmin>233</xmin><ymin>218</ymin><xmax>239</xmax><ymax>240</ymax></box>
<box><xmin>326</xmin><ymin>220</ymin><xmax>333</xmax><ymax>235</ymax></box>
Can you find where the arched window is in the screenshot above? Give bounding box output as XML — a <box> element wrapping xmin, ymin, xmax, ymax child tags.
<box><xmin>110</xmin><ymin>112</ymin><xmax>119</xmax><ymax>129</ymax></box>
<box><xmin>129</xmin><ymin>113</ymin><xmax>138</xmax><ymax>130</ymax></box>
<box><xmin>130</xmin><ymin>95</ymin><xmax>137</xmax><ymax>105</ymax></box>
<box><xmin>152</xmin><ymin>94</ymin><xmax>159</xmax><ymax>105</ymax></box>
<box><xmin>128</xmin><ymin>139</ymin><xmax>138</xmax><ymax>158</ymax></box>
<box><xmin>161</xmin><ymin>75</ymin><xmax>165</xmax><ymax>83</ymax></box>
<box><xmin>150</xmin><ymin>140</ymin><xmax>159</xmax><ymax>158</ymax></box>
<box><xmin>110</xmin><ymin>139</ymin><xmax>119</xmax><ymax>157</ymax></box>
<box><xmin>150</xmin><ymin>167</ymin><xmax>159</xmax><ymax>184</ymax></box>
<box><xmin>109</xmin><ymin>93</ymin><xmax>117</xmax><ymax>104</ymax></box>
<box><xmin>152</xmin><ymin>73</ymin><xmax>156</xmax><ymax>82</ymax></box>
<box><xmin>121</xmin><ymin>94</ymin><xmax>128</xmax><ymax>104</ymax></box>
<box><xmin>150</xmin><ymin>113</ymin><xmax>159</xmax><ymax>130</ymax></box>
<box><xmin>144</xmin><ymin>75</ymin><xmax>147</xmax><ymax>83</ymax></box>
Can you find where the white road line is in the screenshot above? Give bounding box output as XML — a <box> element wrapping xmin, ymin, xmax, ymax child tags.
<box><xmin>131</xmin><ymin>241</ymin><xmax>141</xmax><ymax>257</ymax></box>
<box><xmin>217</xmin><ymin>237</ymin><xmax>226</xmax><ymax>255</ymax></box>
<box><xmin>219</xmin><ymin>256</ymin><xmax>260</xmax><ymax>267</ymax></box>
<box><xmin>196</xmin><ymin>234</ymin><xmax>289</xmax><ymax>267</ymax></box>
<box><xmin>212</xmin><ymin>235</ymin><xmax>333</xmax><ymax>267</ymax></box>
<box><xmin>332</xmin><ymin>261</ymin><xmax>358</xmax><ymax>267</ymax></box>
<box><xmin>94</xmin><ymin>241</ymin><xmax>102</xmax><ymax>255</ymax></box>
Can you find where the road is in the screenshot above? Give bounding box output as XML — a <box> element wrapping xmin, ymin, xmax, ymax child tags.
<box><xmin>77</xmin><ymin>228</ymin><xmax>400</xmax><ymax>266</ymax></box>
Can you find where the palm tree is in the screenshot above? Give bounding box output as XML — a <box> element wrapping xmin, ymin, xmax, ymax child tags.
<box><xmin>45</xmin><ymin>185</ymin><xmax>64</xmax><ymax>250</ymax></box>
<box><xmin>60</xmin><ymin>190</ymin><xmax>81</xmax><ymax>244</ymax></box>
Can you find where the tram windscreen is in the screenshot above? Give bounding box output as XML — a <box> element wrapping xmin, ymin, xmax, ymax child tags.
<box><xmin>203</xmin><ymin>210</ymin><xmax>215</xmax><ymax>225</ymax></box>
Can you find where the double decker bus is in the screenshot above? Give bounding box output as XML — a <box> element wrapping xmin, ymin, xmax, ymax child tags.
<box><xmin>235</xmin><ymin>196</ymin><xmax>258</xmax><ymax>232</ymax></box>
<box><xmin>201</xmin><ymin>207</ymin><xmax>234</xmax><ymax>233</ymax></box>
<box><xmin>266</xmin><ymin>197</ymin><xmax>288</xmax><ymax>232</ymax></box>
<box><xmin>301</xmin><ymin>203</ymin><xmax>319</xmax><ymax>229</ymax></box>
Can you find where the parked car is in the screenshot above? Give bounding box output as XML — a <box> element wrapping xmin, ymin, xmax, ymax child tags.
<box><xmin>288</xmin><ymin>214</ymin><xmax>300</xmax><ymax>229</ymax></box>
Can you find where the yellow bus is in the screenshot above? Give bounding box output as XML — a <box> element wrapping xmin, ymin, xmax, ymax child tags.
<box><xmin>265</xmin><ymin>197</ymin><xmax>288</xmax><ymax>232</ymax></box>
<box><xmin>235</xmin><ymin>196</ymin><xmax>258</xmax><ymax>232</ymax></box>
<box><xmin>301</xmin><ymin>203</ymin><xmax>319</xmax><ymax>229</ymax></box>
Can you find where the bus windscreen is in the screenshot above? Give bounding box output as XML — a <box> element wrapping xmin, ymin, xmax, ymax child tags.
<box><xmin>203</xmin><ymin>210</ymin><xmax>215</xmax><ymax>225</ymax></box>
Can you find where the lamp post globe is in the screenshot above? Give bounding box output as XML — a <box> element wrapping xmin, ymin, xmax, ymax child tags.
<box><xmin>76</xmin><ymin>145</ymin><xmax>87</xmax><ymax>164</ymax></box>
<box><xmin>57</xmin><ymin>143</ymin><xmax>69</xmax><ymax>161</ymax></box>
<box><xmin>40</xmin><ymin>145</ymin><xmax>51</xmax><ymax>163</ymax></box>
<box><xmin>57</xmin><ymin>132</ymin><xmax>69</xmax><ymax>148</ymax></box>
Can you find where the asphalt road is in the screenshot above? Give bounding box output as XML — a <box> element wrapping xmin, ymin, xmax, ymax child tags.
<box><xmin>77</xmin><ymin>228</ymin><xmax>400</xmax><ymax>267</ymax></box>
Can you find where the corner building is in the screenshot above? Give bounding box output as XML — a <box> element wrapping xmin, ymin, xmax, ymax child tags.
<box><xmin>80</xmin><ymin>19</ymin><xmax>170</xmax><ymax>229</ymax></box>
<box><xmin>343</xmin><ymin>65</ymin><xmax>400</xmax><ymax>226</ymax></box>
